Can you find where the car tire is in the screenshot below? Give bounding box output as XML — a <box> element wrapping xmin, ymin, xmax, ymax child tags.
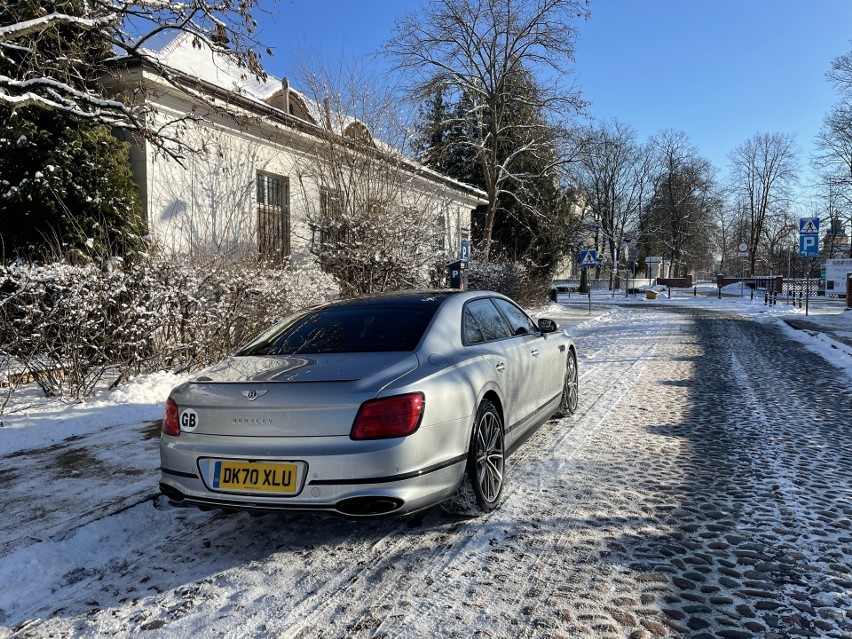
<box><xmin>554</xmin><ymin>350</ymin><xmax>578</xmax><ymax>417</ymax></box>
<box><xmin>441</xmin><ymin>400</ymin><xmax>505</xmax><ymax>516</ymax></box>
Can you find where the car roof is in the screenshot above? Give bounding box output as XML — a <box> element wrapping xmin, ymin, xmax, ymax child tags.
<box><xmin>318</xmin><ymin>290</ymin><xmax>464</xmax><ymax>310</ymax></box>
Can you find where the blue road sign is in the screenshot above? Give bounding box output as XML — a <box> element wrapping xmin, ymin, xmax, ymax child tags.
<box><xmin>460</xmin><ymin>240</ymin><xmax>470</xmax><ymax>261</ymax></box>
<box><xmin>799</xmin><ymin>234</ymin><xmax>819</xmax><ymax>257</ymax></box>
<box><xmin>799</xmin><ymin>217</ymin><xmax>820</xmax><ymax>234</ymax></box>
<box><xmin>579</xmin><ymin>250</ymin><xmax>599</xmax><ymax>267</ymax></box>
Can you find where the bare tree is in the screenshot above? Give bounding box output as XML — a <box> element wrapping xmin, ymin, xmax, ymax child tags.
<box><xmin>814</xmin><ymin>47</ymin><xmax>852</xmax><ymax>256</ymax></box>
<box><xmin>642</xmin><ymin>130</ymin><xmax>718</xmax><ymax>277</ymax></box>
<box><xmin>1</xmin><ymin>1</ymin><xmax>271</xmax><ymax>154</ymax></box>
<box><xmin>728</xmin><ymin>132</ymin><xmax>799</xmax><ymax>273</ymax></box>
<box><xmin>826</xmin><ymin>48</ymin><xmax>852</xmax><ymax>98</ymax></box>
<box><xmin>385</xmin><ymin>0</ymin><xmax>588</xmax><ymax>262</ymax></box>
<box><xmin>574</xmin><ymin>119</ymin><xmax>651</xmax><ymax>285</ymax></box>
<box><xmin>291</xmin><ymin>53</ymin><xmax>458</xmax><ymax>296</ymax></box>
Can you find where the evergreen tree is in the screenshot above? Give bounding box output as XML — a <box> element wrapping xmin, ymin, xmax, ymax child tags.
<box><xmin>0</xmin><ymin>109</ymin><xmax>143</xmax><ymax>259</ymax></box>
<box><xmin>0</xmin><ymin>1</ymin><xmax>143</xmax><ymax>259</ymax></box>
<box><xmin>387</xmin><ymin>0</ymin><xmax>587</xmax><ymax>262</ymax></box>
<box><xmin>416</xmin><ymin>69</ymin><xmax>578</xmax><ymax>278</ymax></box>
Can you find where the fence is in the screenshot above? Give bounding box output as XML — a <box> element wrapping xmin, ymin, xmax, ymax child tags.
<box><xmin>784</xmin><ymin>278</ymin><xmax>821</xmax><ymax>298</ymax></box>
<box><xmin>552</xmin><ymin>278</ymin><xmax>656</xmax><ymax>292</ymax></box>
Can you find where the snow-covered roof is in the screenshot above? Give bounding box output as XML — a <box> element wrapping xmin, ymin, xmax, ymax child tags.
<box><xmin>138</xmin><ymin>32</ymin><xmax>486</xmax><ymax>202</ymax></box>
<box><xmin>142</xmin><ymin>31</ymin><xmax>279</xmax><ymax>102</ymax></box>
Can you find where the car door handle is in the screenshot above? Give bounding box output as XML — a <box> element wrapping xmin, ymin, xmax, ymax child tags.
<box><xmin>531</xmin><ymin>349</ymin><xmax>539</xmax><ymax>358</ymax></box>
<box><xmin>495</xmin><ymin>362</ymin><xmax>506</xmax><ymax>373</ymax></box>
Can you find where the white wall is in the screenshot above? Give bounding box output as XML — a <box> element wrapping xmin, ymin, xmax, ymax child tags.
<box><xmin>140</xmin><ymin>87</ymin><xmax>482</xmax><ymax>265</ymax></box>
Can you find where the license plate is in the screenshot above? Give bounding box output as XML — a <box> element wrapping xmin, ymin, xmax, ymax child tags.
<box><xmin>210</xmin><ymin>460</ymin><xmax>299</xmax><ymax>494</ymax></box>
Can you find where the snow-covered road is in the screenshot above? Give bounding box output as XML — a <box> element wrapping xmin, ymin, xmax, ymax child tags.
<box><xmin>1</xmin><ymin>304</ymin><xmax>850</xmax><ymax>638</ymax></box>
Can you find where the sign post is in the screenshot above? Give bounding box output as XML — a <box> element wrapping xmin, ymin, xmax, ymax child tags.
<box><xmin>736</xmin><ymin>242</ymin><xmax>749</xmax><ymax>298</ymax></box>
<box><xmin>798</xmin><ymin>218</ymin><xmax>820</xmax><ymax>316</ymax></box>
<box><xmin>629</xmin><ymin>246</ymin><xmax>639</xmax><ymax>298</ymax></box>
<box><xmin>579</xmin><ymin>250</ymin><xmax>599</xmax><ymax>314</ymax></box>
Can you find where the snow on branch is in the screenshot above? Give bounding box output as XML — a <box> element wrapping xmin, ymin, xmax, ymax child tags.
<box><xmin>2</xmin><ymin>1</ymin><xmax>270</xmax><ymax>156</ymax></box>
<box><xmin>0</xmin><ymin>13</ymin><xmax>118</xmax><ymax>43</ymax></box>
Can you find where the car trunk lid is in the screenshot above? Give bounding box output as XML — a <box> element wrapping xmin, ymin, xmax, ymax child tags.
<box><xmin>170</xmin><ymin>353</ymin><xmax>418</xmax><ymax>437</ymax></box>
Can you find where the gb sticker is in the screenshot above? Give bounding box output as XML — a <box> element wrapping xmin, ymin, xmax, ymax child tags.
<box><xmin>180</xmin><ymin>408</ymin><xmax>199</xmax><ymax>432</ymax></box>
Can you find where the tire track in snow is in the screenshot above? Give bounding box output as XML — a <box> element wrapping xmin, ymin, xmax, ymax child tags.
<box><xmin>270</xmin><ymin>313</ymin><xmax>655</xmax><ymax>638</ymax></box>
<box><xmin>362</xmin><ymin>311</ymin><xmax>676</xmax><ymax>638</ymax></box>
<box><xmin>271</xmin><ymin>314</ymin><xmax>659</xmax><ymax>638</ymax></box>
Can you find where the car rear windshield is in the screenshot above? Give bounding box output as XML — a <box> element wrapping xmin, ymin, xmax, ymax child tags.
<box><xmin>237</xmin><ymin>305</ymin><xmax>439</xmax><ymax>355</ymax></box>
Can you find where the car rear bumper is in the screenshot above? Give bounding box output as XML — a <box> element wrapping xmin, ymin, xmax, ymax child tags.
<box><xmin>158</xmin><ymin>425</ymin><xmax>469</xmax><ymax>517</ymax></box>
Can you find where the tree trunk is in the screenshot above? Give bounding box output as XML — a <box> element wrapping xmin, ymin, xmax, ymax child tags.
<box><xmin>479</xmin><ymin>187</ymin><xmax>499</xmax><ymax>263</ymax></box>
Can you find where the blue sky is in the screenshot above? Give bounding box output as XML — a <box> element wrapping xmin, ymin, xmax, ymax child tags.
<box><xmin>257</xmin><ymin>0</ymin><xmax>852</xmax><ymax>187</ymax></box>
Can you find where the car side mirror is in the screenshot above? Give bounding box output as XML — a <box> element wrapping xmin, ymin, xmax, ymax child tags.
<box><xmin>538</xmin><ymin>318</ymin><xmax>559</xmax><ymax>334</ymax></box>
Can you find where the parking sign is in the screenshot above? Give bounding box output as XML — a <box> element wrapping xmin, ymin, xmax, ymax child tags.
<box><xmin>799</xmin><ymin>235</ymin><xmax>819</xmax><ymax>257</ymax></box>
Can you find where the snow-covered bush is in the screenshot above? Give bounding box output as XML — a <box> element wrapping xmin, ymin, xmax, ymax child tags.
<box><xmin>466</xmin><ymin>260</ymin><xmax>531</xmax><ymax>301</ymax></box>
<box><xmin>150</xmin><ymin>256</ymin><xmax>339</xmax><ymax>372</ymax></box>
<box><xmin>0</xmin><ymin>259</ymin><xmax>159</xmax><ymax>401</ymax></box>
<box><xmin>0</xmin><ymin>256</ymin><xmax>340</xmax><ymax>403</ymax></box>
<box><xmin>311</xmin><ymin>208</ymin><xmax>448</xmax><ymax>297</ymax></box>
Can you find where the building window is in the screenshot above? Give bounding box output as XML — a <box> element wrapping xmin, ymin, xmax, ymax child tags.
<box><xmin>257</xmin><ymin>172</ymin><xmax>290</xmax><ymax>261</ymax></box>
<box><xmin>315</xmin><ymin>187</ymin><xmax>346</xmax><ymax>249</ymax></box>
<box><xmin>436</xmin><ymin>213</ymin><xmax>447</xmax><ymax>253</ymax></box>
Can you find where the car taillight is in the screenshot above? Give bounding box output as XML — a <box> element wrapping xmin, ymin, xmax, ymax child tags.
<box><xmin>350</xmin><ymin>393</ymin><xmax>425</xmax><ymax>440</ymax></box>
<box><xmin>162</xmin><ymin>398</ymin><xmax>180</xmax><ymax>437</ymax></box>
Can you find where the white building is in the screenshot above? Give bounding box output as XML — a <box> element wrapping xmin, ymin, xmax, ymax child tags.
<box><xmin>115</xmin><ymin>33</ymin><xmax>486</xmax><ymax>264</ymax></box>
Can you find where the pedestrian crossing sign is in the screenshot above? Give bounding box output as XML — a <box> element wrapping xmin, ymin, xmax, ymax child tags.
<box><xmin>579</xmin><ymin>250</ymin><xmax>598</xmax><ymax>267</ymax></box>
<box><xmin>799</xmin><ymin>217</ymin><xmax>819</xmax><ymax>234</ymax></box>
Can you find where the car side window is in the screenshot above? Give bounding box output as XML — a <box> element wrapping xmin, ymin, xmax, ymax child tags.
<box><xmin>493</xmin><ymin>298</ymin><xmax>538</xmax><ymax>336</ymax></box>
<box><xmin>464</xmin><ymin>299</ymin><xmax>512</xmax><ymax>343</ymax></box>
<box><xmin>463</xmin><ymin>307</ymin><xmax>485</xmax><ymax>344</ymax></box>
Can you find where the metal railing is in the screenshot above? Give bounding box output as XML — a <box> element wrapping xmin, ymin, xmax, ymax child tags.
<box><xmin>552</xmin><ymin>278</ymin><xmax>656</xmax><ymax>292</ymax></box>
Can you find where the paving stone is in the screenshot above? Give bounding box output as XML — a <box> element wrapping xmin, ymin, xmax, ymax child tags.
<box><xmin>681</xmin><ymin>571</ymin><xmax>707</xmax><ymax>583</ymax></box>
<box><xmin>791</xmin><ymin>603</ymin><xmax>816</xmax><ymax>615</ymax></box>
<box><xmin>681</xmin><ymin>593</ymin><xmax>706</xmax><ymax>604</ymax></box>
<box><xmin>660</xmin><ymin>608</ymin><xmax>684</xmax><ymax>621</ymax></box>
<box><xmin>756</xmin><ymin>562</ymin><xmax>780</xmax><ymax>573</ymax></box>
<box><xmin>716</xmin><ymin>630</ymin><xmax>753</xmax><ymax>639</ymax></box>
<box><xmin>735</xmin><ymin>604</ymin><xmax>756</xmax><ymax>618</ymax></box>
<box><xmin>686</xmin><ymin>616</ymin><xmax>711</xmax><ymax>630</ymax></box>
<box><xmin>612</xmin><ymin>597</ymin><xmax>638</xmax><ymax>607</ymax></box>
<box><xmin>738</xmin><ymin>589</ymin><xmax>782</xmax><ymax>600</ymax></box>
<box><xmin>718</xmin><ymin>576</ymin><xmax>740</xmax><ymax>589</ymax></box>
<box><xmin>743</xmin><ymin>619</ymin><xmax>767</xmax><ymax>632</ymax></box>
<box><xmin>680</xmin><ymin>604</ymin><xmax>710</xmax><ymax>614</ymax></box>
<box><xmin>671</xmin><ymin>577</ymin><xmax>695</xmax><ymax>590</ymax></box>
<box><xmin>639</xmin><ymin>619</ymin><xmax>668</xmax><ymax>636</ymax></box>
<box><xmin>607</xmin><ymin>609</ymin><xmax>637</xmax><ymax>626</ymax></box>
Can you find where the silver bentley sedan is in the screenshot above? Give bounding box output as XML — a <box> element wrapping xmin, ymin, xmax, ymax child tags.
<box><xmin>159</xmin><ymin>290</ymin><xmax>578</xmax><ymax>517</ymax></box>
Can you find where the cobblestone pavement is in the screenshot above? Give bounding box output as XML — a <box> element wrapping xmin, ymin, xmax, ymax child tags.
<box><xmin>541</xmin><ymin>305</ymin><xmax>852</xmax><ymax>639</ymax></box>
<box><xmin>1</xmin><ymin>305</ymin><xmax>850</xmax><ymax>639</ymax></box>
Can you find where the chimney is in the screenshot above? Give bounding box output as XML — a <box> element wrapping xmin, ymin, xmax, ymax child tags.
<box><xmin>282</xmin><ymin>77</ymin><xmax>291</xmax><ymax>115</ymax></box>
<box><xmin>210</xmin><ymin>24</ymin><xmax>230</xmax><ymax>47</ymax></box>
<box><xmin>323</xmin><ymin>97</ymin><xmax>332</xmax><ymax>130</ymax></box>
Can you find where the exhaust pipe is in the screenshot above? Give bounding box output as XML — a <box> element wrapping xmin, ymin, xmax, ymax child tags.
<box><xmin>336</xmin><ymin>496</ymin><xmax>404</xmax><ymax>516</ymax></box>
<box><xmin>159</xmin><ymin>483</ymin><xmax>185</xmax><ymax>503</ymax></box>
